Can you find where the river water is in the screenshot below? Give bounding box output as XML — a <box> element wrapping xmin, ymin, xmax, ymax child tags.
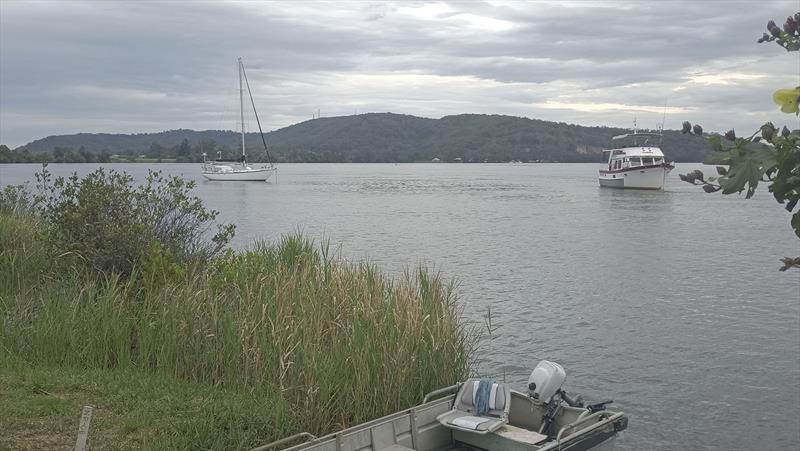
<box><xmin>2</xmin><ymin>163</ymin><xmax>798</xmax><ymax>450</ymax></box>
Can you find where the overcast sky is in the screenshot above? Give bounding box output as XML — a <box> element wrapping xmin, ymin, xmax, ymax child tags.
<box><xmin>1</xmin><ymin>0</ymin><xmax>799</xmax><ymax>147</ymax></box>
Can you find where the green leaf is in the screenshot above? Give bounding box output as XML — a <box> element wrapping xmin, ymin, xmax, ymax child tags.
<box><xmin>792</xmin><ymin>211</ymin><xmax>800</xmax><ymax>239</ymax></box>
<box><xmin>702</xmin><ymin>136</ymin><xmax>736</xmax><ymax>165</ymax></box>
<box><xmin>703</xmin><ymin>151</ymin><xmax>731</xmax><ymax>165</ymax></box>
<box><xmin>718</xmin><ymin>142</ymin><xmax>777</xmax><ymax>198</ymax></box>
<box><xmin>785</xmin><ymin>41</ymin><xmax>800</xmax><ymax>51</ymax></box>
<box><xmin>772</xmin><ymin>171</ymin><xmax>800</xmax><ymax>202</ymax></box>
<box><xmin>708</xmin><ymin>134</ymin><xmax>723</xmax><ymax>152</ymax></box>
<box><xmin>786</xmin><ymin>195</ymin><xmax>799</xmax><ymax>212</ymax></box>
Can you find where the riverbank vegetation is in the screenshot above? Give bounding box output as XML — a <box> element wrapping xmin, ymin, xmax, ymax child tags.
<box><xmin>0</xmin><ymin>168</ymin><xmax>473</xmax><ymax>449</ymax></box>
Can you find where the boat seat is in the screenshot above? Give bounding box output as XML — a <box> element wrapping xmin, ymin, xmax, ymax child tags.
<box><xmin>436</xmin><ymin>379</ymin><xmax>510</xmax><ymax>435</ymax></box>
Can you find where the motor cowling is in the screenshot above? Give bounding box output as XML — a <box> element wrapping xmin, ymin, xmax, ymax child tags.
<box><xmin>527</xmin><ymin>360</ymin><xmax>566</xmax><ymax>402</ymax></box>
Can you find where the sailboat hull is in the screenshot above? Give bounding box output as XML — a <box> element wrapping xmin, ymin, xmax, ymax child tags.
<box><xmin>202</xmin><ymin>167</ymin><xmax>276</xmax><ymax>181</ymax></box>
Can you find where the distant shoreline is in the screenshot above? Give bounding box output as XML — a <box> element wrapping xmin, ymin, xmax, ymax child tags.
<box><xmin>5</xmin><ymin>113</ymin><xmax>713</xmax><ymax>164</ymax></box>
<box><xmin>0</xmin><ymin>160</ymin><xmax>706</xmax><ymax>164</ymax></box>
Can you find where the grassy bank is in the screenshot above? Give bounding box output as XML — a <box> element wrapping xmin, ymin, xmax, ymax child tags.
<box><xmin>0</xmin><ymin>206</ymin><xmax>473</xmax><ymax>449</ymax></box>
<box><xmin>0</xmin><ymin>363</ymin><xmax>284</xmax><ymax>450</ymax></box>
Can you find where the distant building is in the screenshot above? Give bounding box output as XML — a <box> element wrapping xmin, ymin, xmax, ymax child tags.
<box><xmin>453</xmin><ymin>157</ymin><xmax>463</xmax><ymax>163</ymax></box>
<box><xmin>431</xmin><ymin>157</ymin><xmax>441</xmax><ymax>163</ymax></box>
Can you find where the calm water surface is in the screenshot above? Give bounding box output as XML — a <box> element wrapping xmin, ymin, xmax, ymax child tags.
<box><xmin>2</xmin><ymin>163</ymin><xmax>798</xmax><ymax>450</ymax></box>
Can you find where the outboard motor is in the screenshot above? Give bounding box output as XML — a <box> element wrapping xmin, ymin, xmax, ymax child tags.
<box><xmin>527</xmin><ymin>360</ymin><xmax>566</xmax><ymax>402</ymax></box>
<box><xmin>528</xmin><ymin>360</ymin><xmax>588</xmax><ymax>437</ymax></box>
<box><xmin>528</xmin><ymin>361</ymin><xmax>612</xmax><ymax>437</ymax></box>
<box><xmin>528</xmin><ymin>361</ymin><xmax>567</xmax><ymax>436</ymax></box>
<box><xmin>528</xmin><ymin>360</ymin><xmax>585</xmax><ymax>407</ymax></box>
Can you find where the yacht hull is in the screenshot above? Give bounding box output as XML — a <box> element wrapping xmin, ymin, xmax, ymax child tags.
<box><xmin>599</xmin><ymin>165</ymin><xmax>671</xmax><ymax>190</ymax></box>
<box><xmin>202</xmin><ymin>167</ymin><xmax>276</xmax><ymax>182</ymax></box>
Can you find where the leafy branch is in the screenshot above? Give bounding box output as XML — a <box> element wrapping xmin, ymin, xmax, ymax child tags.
<box><xmin>757</xmin><ymin>14</ymin><xmax>800</xmax><ymax>51</ymax></box>
<box><xmin>680</xmin><ymin>13</ymin><xmax>800</xmax><ymax>271</ymax></box>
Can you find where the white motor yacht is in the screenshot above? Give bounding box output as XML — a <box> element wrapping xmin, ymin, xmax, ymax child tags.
<box><xmin>599</xmin><ymin>132</ymin><xmax>673</xmax><ymax>190</ymax></box>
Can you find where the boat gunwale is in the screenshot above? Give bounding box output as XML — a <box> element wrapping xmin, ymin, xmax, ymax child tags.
<box><xmin>276</xmin><ymin>396</ymin><xmax>454</xmax><ymax>451</ymax></box>
<box><xmin>550</xmin><ymin>411</ymin><xmax>624</xmax><ymax>447</ymax></box>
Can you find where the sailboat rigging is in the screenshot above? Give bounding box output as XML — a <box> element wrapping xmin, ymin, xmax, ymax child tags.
<box><xmin>202</xmin><ymin>57</ymin><xmax>277</xmax><ymax>181</ymax></box>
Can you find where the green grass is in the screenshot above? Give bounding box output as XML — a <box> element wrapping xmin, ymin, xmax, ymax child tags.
<box><xmin>0</xmin><ymin>362</ymin><xmax>293</xmax><ymax>450</ymax></box>
<box><xmin>0</xmin><ymin>212</ymin><xmax>474</xmax><ymax>450</ymax></box>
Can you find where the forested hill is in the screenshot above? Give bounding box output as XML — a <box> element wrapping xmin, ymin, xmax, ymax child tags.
<box><xmin>11</xmin><ymin>113</ymin><xmax>711</xmax><ymax>163</ymax></box>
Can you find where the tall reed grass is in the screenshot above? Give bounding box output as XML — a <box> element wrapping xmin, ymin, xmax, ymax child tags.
<box><xmin>0</xmin><ymin>212</ymin><xmax>474</xmax><ymax>444</ymax></box>
<box><xmin>0</xmin><ymin>212</ymin><xmax>51</xmax><ymax>296</ymax></box>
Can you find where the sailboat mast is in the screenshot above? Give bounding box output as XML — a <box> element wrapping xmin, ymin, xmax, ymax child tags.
<box><xmin>239</xmin><ymin>57</ymin><xmax>246</xmax><ymax>160</ymax></box>
<box><xmin>240</xmin><ymin>59</ymin><xmax>274</xmax><ymax>166</ymax></box>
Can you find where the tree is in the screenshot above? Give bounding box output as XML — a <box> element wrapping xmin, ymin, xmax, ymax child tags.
<box><xmin>199</xmin><ymin>138</ymin><xmax>217</xmax><ymax>153</ymax></box>
<box><xmin>177</xmin><ymin>138</ymin><xmax>191</xmax><ymax>161</ymax></box>
<box><xmin>78</xmin><ymin>146</ymin><xmax>94</xmax><ymax>163</ymax></box>
<box><xmin>680</xmin><ymin>13</ymin><xmax>800</xmax><ymax>271</ymax></box>
<box><xmin>149</xmin><ymin>142</ymin><xmax>164</xmax><ymax>159</ymax></box>
<box><xmin>0</xmin><ymin>145</ymin><xmax>10</xmax><ymax>163</ymax></box>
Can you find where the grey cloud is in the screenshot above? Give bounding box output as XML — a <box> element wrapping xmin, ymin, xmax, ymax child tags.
<box><xmin>1</xmin><ymin>0</ymin><xmax>799</xmax><ymax>146</ymax></box>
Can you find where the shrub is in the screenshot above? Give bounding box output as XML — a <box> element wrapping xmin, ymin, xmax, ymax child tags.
<box><xmin>0</xmin><ymin>183</ymin><xmax>34</xmax><ymax>215</ymax></box>
<box><xmin>32</xmin><ymin>166</ymin><xmax>234</xmax><ymax>275</ymax></box>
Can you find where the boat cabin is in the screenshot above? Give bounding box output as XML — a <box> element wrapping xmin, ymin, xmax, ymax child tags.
<box><xmin>602</xmin><ymin>133</ymin><xmax>667</xmax><ymax>172</ymax></box>
<box><xmin>603</xmin><ymin>148</ymin><xmax>667</xmax><ymax>172</ymax></box>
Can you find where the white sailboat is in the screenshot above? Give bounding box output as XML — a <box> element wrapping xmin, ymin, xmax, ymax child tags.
<box><xmin>202</xmin><ymin>57</ymin><xmax>276</xmax><ymax>182</ymax></box>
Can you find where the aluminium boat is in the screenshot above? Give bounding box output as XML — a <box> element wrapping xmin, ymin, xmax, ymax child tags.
<box><xmin>252</xmin><ymin>361</ymin><xmax>628</xmax><ymax>451</ymax></box>
<box><xmin>598</xmin><ymin>132</ymin><xmax>673</xmax><ymax>190</ymax></box>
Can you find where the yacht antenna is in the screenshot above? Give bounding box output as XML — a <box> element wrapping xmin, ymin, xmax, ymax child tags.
<box><xmin>240</xmin><ymin>59</ymin><xmax>274</xmax><ymax>166</ymax></box>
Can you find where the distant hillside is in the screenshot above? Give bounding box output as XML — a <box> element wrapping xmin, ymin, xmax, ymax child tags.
<box><xmin>12</xmin><ymin>113</ymin><xmax>711</xmax><ymax>163</ymax></box>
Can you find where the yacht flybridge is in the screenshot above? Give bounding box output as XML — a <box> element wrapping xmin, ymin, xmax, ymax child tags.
<box><xmin>202</xmin><ymin>57</ymin><xmax>276</xmax><ymax>182</ymax></box>
<box><xmin>599</xmin><ymin>132</ymin><xmax>674</xmax><ymax>190</ymax></box>
<box><xmin>252</xmin><ymin>361</ymin><xmax>627</xmax><ymax>451</ymax></box>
